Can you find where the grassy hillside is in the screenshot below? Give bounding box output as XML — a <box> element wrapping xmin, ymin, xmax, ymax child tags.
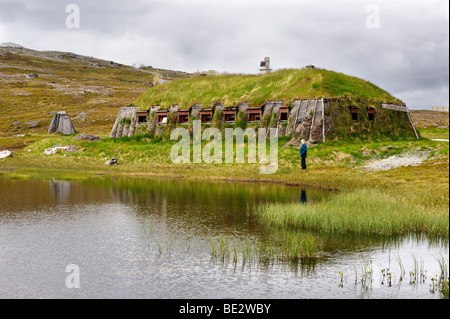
<box><xmin>0</xmin><ymin>46</ymin><xmax>190</xmax><ymax>149</ymax></box>
<box><xmin>136</xmin><ymin>68</ymin><xmax>403</xmax><ymax>110</ymax></box>
<box><xmin>0</xmin><ymin>46</ymin><xmax>446</xmax><ymax>149</ymax></box>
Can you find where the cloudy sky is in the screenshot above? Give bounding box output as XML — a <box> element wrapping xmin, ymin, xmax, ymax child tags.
<box><xmin>0</xmin><ymin>0</ymin><xmax>448</xmax><ymax>109</ymax></box>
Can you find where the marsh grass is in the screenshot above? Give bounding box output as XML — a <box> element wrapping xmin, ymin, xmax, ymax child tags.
<box><xmin>347</xmin><ymin>254</ymin><xmax>450</xmax><ymax>298</ymax></box>
<box><xmin>255</xmin><ymin>188</ymin><xmax>449</xmax><ymax>237</ymax></box>
<box><xmin>356</xmin><ymin>255</ymin><xmax>374</xmax><ymax>290</ymax></box>
<box><xmin>209</xmin><ymin>233</ymin><xmax>319</xmax><ymax>267</ymax></box>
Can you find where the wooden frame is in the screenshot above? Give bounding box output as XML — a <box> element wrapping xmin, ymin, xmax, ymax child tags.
<box><xmin>136</xmin><ymin>111</ymin><xmax>148</xmax><ymax>124</ymax></box>
<box><xmin>177</xmin><ymin>110</ymin><xmax>190</xmax><ymax>124</ymax></box>
<box><xmin>223</xmin><ymin>109</ymin><xmax>237</xmax><ymax>123</ymax></box>
<box><xmin>279</xmin><ymin>107</ymin><xmax>289</xmax><ymax>122</ymax></box>
<box><xmin>367</xmin><ymin>107</ymin><xmax>375</xmax><ymax>122</ymax></box>
<box><xmin>200</xmin><ymin>109</ymin><xmax>213</xmax><ymax>123</ymax></box>
<box><xmin>157</xmin><ymin>111</ymin><xmax>169</xmax><ymax>125</ymax></box>
<box><xmin>350</xmin><ymin>106</ymin><xmax>360</xmax><ymax>121</ymax></box>
<box><xmin>247</xmin><ymin>107</ymin><xmax>262</xmax><ymax>123</ymax></box>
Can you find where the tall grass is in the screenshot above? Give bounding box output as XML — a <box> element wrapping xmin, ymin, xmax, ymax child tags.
<box><xmin>209</xmin><ymin>234</ymin><xmax>318</xmax><ymax>266</ymax></box>
<box><xmin>255</xmin><ymin>188</ymin><xmax>449</xmax><ymax>237</ymax></box>
<box><xmin>136</xmin><ymin>68</ymin><xmax>400</xmax><ymax>110</ymax></box>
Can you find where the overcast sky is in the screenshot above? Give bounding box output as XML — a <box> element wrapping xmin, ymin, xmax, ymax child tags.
<box><xmin>0</xmin><ymin>0</ymin><xmax>448</xmax><ymax>109</ymax></box>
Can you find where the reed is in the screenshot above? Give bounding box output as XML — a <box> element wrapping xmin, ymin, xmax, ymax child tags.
<box><xmin>209</xmin><ymin>234</ymin><xmax>318</xmax><ymax>266</ymax></box>
<box><xmin>394</xmin><ymin>252</ymin><xmax>406</xmax><ymax>282</ymax></box>
<box><xmin>434</xmin><ymin>254</ymin><xmax>449</xmax><ymax>299</ymax></box>
<box><xmin>358</xmin><ymin>255</ymin><xmax>373</xmax><ymax>290</ymax></box>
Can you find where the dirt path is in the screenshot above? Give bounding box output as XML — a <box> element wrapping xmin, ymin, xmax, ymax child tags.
<box><xmin>361</xmin><ymin>152</ymin><xmax>430</xmax><ymax>171</ymax></box>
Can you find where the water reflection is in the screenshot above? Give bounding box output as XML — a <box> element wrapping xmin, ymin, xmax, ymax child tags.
<box><xmin>50</xmin><ymin>180</ymin><xmax>72</xmax><ymax>203</ymax></box>
<box><xmin>0</xmin><ymin>177</ymin><xmax>447</xmax><ymax>299</ymax></box>
<box><xmin>299</xmin><ymin>189</ymin><xmax>307</xmax><ymax>204</ymax></box>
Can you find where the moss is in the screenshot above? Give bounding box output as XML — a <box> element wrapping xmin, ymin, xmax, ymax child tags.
<box><xmin>324</xmin><ymin>98</ymin><xmax>416</xmax><ymax>141</ymax></box>
<box><xmin>119</xmin><ymin>117</ymin><xmax>131</xmax><ymax>126</ymax></box>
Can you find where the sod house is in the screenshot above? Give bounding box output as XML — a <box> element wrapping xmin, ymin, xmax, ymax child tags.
<box><xmin>110</xmin><ymin>68</ymin><xmax>418</xmax><ymax>142</ymax></box>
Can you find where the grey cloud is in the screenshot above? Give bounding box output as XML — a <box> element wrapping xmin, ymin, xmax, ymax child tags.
<box><xmin>0</xmin><ymin>0</ymin><xmax>448</xmax><ymax>108</ymax></box>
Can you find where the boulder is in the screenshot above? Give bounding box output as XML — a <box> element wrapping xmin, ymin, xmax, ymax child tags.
<box><xmin>9</xmin><ymin>121</ymin><xmax>22</xmax><ymax>128</ymax></box>
<box><xmin>105</xmin><ymin>157</ymin><xmax>118</xmax><ymax>165</ymax></box>
<box><xmin>43</xmin><ymin>145</ymin><xmax>78</xmax><ymax>155</ymax></box>
<box><xmin>73</xmin><ymin>133</ymin><xmax>101</xmax><ymax>141</ymax></box>
<box><xmin>26</xmin><ymin>120</ymin><xmax>40</xmax><ymax>128</ymax></box>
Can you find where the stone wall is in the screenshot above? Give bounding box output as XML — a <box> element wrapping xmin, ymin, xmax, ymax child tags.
<box><xmin>110</xmin><ymin>98</ymin><xmax>417</xmax><ymax>142</ymax></box>
<box><xmin>110</xmin><ymin>100</ymin><xmax>329</xmax><ymax>142</ymax></box>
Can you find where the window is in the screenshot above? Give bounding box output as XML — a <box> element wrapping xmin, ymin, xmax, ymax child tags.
<box><xmin>157</xmin><ymin>112</ymin><xmax>168</xmax><ymax>124</ymax></box>
<box><xmin>248</xmin><ymin>113</ymin><xmax>261</xmax><ymax>122</ymax></box>
<box><xmin>137</xmin><ymin>112</ymin><xmax>148</xmax><ymax>124</ymax></box>
<box><xmin>350</xmin><ymin>107</ymin><xmax>359</xmax><ymax>121</ymax></box>
<box><xmin>368</xmin><ymin>108</ymin><xmax>375</xmax><ymax>122</ymax></box>
<box><xmin>201</xmin><ymin>113</ymin><xmax>212</xmax><ymax>123</ymax></box>
<box><xmin>279</xmin><ymin>108</ymin><xmax>289</xmax><ymax>121</ymax></box>
<box><xmin>248</xmin><ymin>108</ymin><xmax>262</xmax><ymax>122</ymax></box>
<box><xmin>224</xmin><ymin>113</ymin><xmax>235</xmax><ymax>122</ymax></box>
<box><xmin>178</xmin><ymin>114</ymin><xmax>189</xmax><ymax>124</ymax></box>
<box><xmin>223</xmin><ymin>110</ymin><xmax>236</xmax><ymax>122</ymax></box>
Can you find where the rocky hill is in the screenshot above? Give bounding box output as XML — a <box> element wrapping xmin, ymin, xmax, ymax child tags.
<box><xmin>0</xmin><ymin>46</ymin><xmax>191</xmax><ymax>148</ymax></box>
<box><xmin>409</xmin><ymin>110</ymin><xmax>449</xmax><ymax>129</ymax></box>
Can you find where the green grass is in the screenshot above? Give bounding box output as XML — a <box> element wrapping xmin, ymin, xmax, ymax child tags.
<box><xmin>1</xmin><ymin>132</ymin><xmax>447</xmax><ymax>186</ymax></box>
<box><xmin>255</xmin><ymin>187</ymin><xmax>448</xmax><ymax>237</ymax></box>
<box><xmin>418</xmin><ymin>128</ymin><xmax>449</xmax><ymax>140</ymax></box>
<box><xmin>136</xmin><ymin>68</ymin><xmax>402</xmax><ymax>110</ymax></box>
<box><xmin>1</xmin><ymin>132</ymin><xmax>448</xmax><ymax>247</ymax></box>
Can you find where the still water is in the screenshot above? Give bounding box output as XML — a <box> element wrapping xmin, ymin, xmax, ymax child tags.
<box><xmin>0</xmin><ymin>177</ymin><xmax>447</xmax><ymax>299</ymax></box>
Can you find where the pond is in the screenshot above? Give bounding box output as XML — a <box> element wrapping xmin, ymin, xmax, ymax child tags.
<box><xmin>0</xmin><ymin>177</ymin><xmax>447</xmax><ymax>299</ymax></box>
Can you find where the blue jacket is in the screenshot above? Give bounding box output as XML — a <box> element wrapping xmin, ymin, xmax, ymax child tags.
<box><xmin>300</xmin><ymin>143</ymin><xmax>307</xmax><ymax>157</ymax></box>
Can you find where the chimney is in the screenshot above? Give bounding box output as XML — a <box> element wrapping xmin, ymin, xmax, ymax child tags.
<box><xmin>259</xmin><ymin>57</ymin><xmax>272</xmax><ymax>74</ymax></box>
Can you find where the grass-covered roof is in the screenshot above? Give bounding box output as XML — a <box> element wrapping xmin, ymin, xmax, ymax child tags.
<box><xmin>135</xmin><ymin>68</ymin><xmax>403</xmax><ymax>110</ymax></box>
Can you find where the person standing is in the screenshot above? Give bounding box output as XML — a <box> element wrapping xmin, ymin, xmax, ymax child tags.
<box><xmin>300</xmin><ymin>139</ymin><xmax>307</xmax><ymax>170</ymax></box>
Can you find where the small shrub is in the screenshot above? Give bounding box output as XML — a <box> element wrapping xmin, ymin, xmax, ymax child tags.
<box><xmin>269</xmin><ymin>112</ymin><xmax>278</xmax><ymax>128</ymax></box>
<box><xmin>234</xmin><ymin>111</ymin><xmax>247</xmax><ymax>129</ymax></box>
<box><xmin>212</xmin><ymin>109</ymin><xmax>223</xmax><ymax>129</ymax></box>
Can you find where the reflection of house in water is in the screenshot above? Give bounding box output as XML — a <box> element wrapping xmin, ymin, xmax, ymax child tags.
<box><xmin>50</xmin><ymin>180</ymin><xmax>72</xmax><ymax>203</ymax></box>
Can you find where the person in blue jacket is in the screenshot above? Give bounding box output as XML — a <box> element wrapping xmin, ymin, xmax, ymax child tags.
<box><xmin>299</xmin><ymin>139</ymin><xmax>307</xmax><ymax>170</ymax></box>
